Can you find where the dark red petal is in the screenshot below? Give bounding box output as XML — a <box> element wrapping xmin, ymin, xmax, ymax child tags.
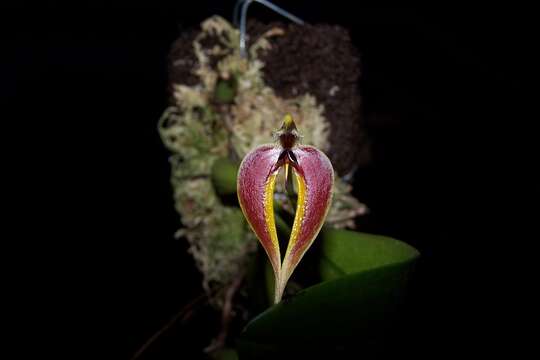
<box><xmin>279</xmin><ymin>145</ymin><xmax>334</xmax><ymax>297</ymax></box>
<box><xmin>237</xmin><ymin>145</ymin><xmax>282</xmax><ymax>281</ymax></box>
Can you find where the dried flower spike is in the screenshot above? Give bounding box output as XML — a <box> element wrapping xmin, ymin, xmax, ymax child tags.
<box><xmin>237</xmin><ymin>114</ymin><xmax>334</xmax><ymax>303</ymax></box>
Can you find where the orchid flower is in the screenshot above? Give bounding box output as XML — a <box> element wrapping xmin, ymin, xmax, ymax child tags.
<box><xmin>237</xmin><ymin>114</ymin><xmax>334</xmax><ymax>303</ymax></box>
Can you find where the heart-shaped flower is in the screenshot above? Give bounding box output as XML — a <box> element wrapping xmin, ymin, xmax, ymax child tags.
<box><xmin>237</xmin><ymin>114</ymin><xmax>334</xmax><ymax>303</ymax></box>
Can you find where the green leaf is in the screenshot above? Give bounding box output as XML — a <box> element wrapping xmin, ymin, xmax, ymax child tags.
<box><xmin>319</xmin><ymin>227</ymin><xmax>420</xmax><ymax>280</ymax></box>
<box><xmin>237</xmin><ymin>230</ymin><xmax>420</xmax><ymax>359</ymax></box>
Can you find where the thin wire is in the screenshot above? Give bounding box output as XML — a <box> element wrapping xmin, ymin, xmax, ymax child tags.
<box><xmin>255</xmin><ymin>0</ymin><xmax>305</xmax><ymax>25</ymax></box>
<box><xmin>239</xmin><ymin>0</ymin><xmax>305</xmax><ymax>58</ymax></box>
<box><xmin>239</xmin><ymin>0</ymin><xmax>253</xmax><ymax>58</ymax></box>
<box><xmin>233</xmin><ymin>0</ymin><xmax>246</xmax><ymax>27</ymax></box>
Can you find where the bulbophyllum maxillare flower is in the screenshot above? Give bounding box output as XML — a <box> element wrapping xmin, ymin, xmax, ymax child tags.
<box><xmin>237</xmin><ymin>114</ymin><xmax>334</xmax><ymax>304</ymax></box>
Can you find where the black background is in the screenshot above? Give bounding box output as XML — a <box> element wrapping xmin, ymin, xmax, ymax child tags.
<box><xmin>3</xmin><ymin>2</ymin><xmax>534</xmax><ymax>359</ymax></box>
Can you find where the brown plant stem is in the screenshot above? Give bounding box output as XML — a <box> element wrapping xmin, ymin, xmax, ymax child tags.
<box><xmin>130</xmin><ymin>293</ymin><xmax>208</xmax><ymax>360</ymax></box>
<box><xmin>204</xmin><ymin>272</ymin><xmax>245</xmax><ymax>354</ymax></box>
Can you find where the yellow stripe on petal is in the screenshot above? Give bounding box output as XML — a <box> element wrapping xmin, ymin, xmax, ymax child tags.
<box><xmin>276</xmin><ymin>146</ymin><xmax>334</xmax><ymax>303</ymax></box>
<box><xmin>276</xmin><ymin>168</ymin><xmax>307</xmax><ymax>302</ymax></box>
<box><xmin>237</xmin><ymin>144</ymin><xmax>283</xmax><ymax>303</ymax></box>
<box><xmin>264</xmin><ymin>171</ymin><xmax>281</xmax><ymax>281</ymax></box>
<box><xmin>288</xmin><ymin>169</ymin><xmax>307</xmax><ymax>255</ymax></box>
